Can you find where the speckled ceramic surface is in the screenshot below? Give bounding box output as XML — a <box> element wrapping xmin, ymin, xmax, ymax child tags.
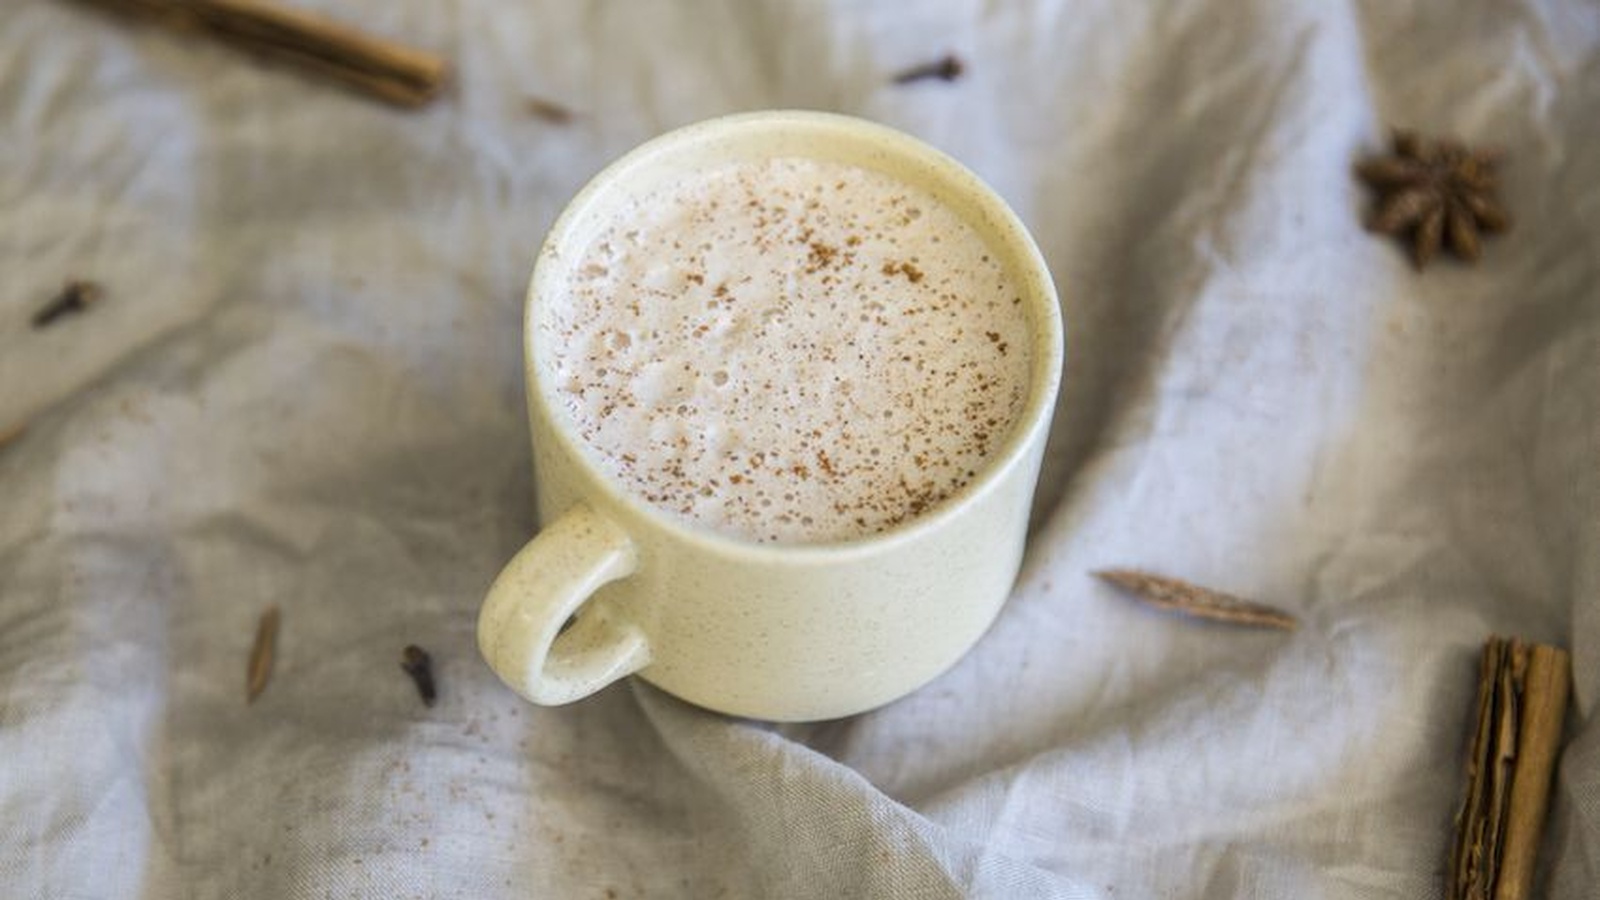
<box><xmin>479</xmin><ymin>111</ymin><xmax>1063</xmax><ymax>721</ymax></box>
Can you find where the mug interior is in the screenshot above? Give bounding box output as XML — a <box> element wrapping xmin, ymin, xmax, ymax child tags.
<box><xmin>525</xmin><ymin>111</ymin><xmax>1063</xmax><ymax>556</ymax></box>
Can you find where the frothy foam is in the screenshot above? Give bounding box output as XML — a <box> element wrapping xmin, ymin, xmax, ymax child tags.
<box><xmin>543</xmin><ymin>157</ymin><xmax>1031</xmax><ymax>544</ymax></box>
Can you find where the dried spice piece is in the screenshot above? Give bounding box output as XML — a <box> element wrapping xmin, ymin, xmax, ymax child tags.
<box><xmin>0</xmin><ymin>423</ymin><xmax>25</xmax><ymax>450</ymax></box>
<box><xmin>1355</xmin><ymin>130</ymin><xmax>1510</xmax><ymax>269</ymax></box>
<box><xmin>523</xmin><ymin>95</ymin><xmax>576</xmax><ymax>124</ymax></box>
<box><xmin>246</xmin><ymin>605</ymin><xmax>280</xmax><ymax>703</ymax></box>
<box><xmin>892</xmin><ymin>54</ymin><xmax>964</xmax><ymax>85</ymax></box>
<box><xmin>32</xmin><ymin>280</ymin><xmax>103</xmax><ymax>329</ymax></box>
<box><xmin>1093</xmin><ymin>569</ymin><xmax>1298</xmax><ymax>630</ymax></box>
<box><xmin>73</xmin><ymin>0</ymin><xmax>449</xmax><ymax>107</ymax></box>
<box><xmin>1448</xmin><ymin>637</ymin><xmax>1570</xmax><ymax>900</ymax></box>
<box><xmin>400</xmin><ymin>644</ymin><xmax>437</xmax><ymax>707</ymax></box>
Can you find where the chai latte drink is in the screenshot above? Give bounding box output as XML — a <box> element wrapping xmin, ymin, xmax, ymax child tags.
<box><xmin>541</xmin><ymin>157</ymin><xmax>1030</xmax><ymax>544</ymax></box>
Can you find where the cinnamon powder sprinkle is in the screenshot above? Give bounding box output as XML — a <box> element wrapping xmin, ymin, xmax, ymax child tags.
<box><xmin>550</xmin><ymin>158</ymin><xmax>1028</xmax><ymax>543</ymax></box>
<box><xmin>882</xmin><ymin>260</ymin><xmax>924</xmax><ymax>283</ymax></box>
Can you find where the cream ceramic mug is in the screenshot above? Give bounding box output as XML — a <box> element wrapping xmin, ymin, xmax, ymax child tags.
<box><xmin>478</xmin><ymin>110</ymin><xmax>1063</xmax><ymax>721</ymax></box>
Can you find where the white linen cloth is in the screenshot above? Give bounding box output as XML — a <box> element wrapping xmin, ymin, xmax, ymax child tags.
<box><xmin>2</xmin><ymin>1</ymin><xmax>1596</xmax><ymax>897</ymax></box>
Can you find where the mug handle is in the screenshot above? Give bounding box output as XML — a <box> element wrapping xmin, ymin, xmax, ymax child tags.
<box><xmin>477</xmin><ymin>503</ymin><xmax>650</xmax><ymax>704</ymax></box>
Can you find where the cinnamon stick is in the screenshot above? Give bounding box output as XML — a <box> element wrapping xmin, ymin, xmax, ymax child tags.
<box><xmin>1448</xmin><ymin>637</ymin><xmax>1570</xmax><ymax>900</ymax></box>
<box><xmin>1495</xmin><ymin>643</ymin><xmax>1570</xmax><ymax>900</ymax></box>
<box><xmin>71</xmin><ymin>0</ymin><xmax>448</xmax><ymax>107</ymax></box>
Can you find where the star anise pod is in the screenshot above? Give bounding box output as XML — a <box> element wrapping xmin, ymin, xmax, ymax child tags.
<box><xmin>1355</xmin><ymin>130</ymin><xmax>1510</xmax><ymax>269</ymax></box>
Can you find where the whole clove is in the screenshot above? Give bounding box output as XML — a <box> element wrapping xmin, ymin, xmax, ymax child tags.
<box><xmin>892</xmin><ymin>54</ymin><xmax>965</xmax><ymax>85</ymax></box>
<box><xmin>400</xmin><ymin>644</ymin><xmax>437</xmax><ymax>706</ymax></box>
<box><xmin>32</xmin><ymin>280</ymin><xmax>103</xmax><ymax>329</ymax></box>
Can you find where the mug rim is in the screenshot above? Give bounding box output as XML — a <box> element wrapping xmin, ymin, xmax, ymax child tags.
<box><xmin>525</xmin><ymin>109</ymin><xmax>1064</xmax><ymax>564</ymax></box>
